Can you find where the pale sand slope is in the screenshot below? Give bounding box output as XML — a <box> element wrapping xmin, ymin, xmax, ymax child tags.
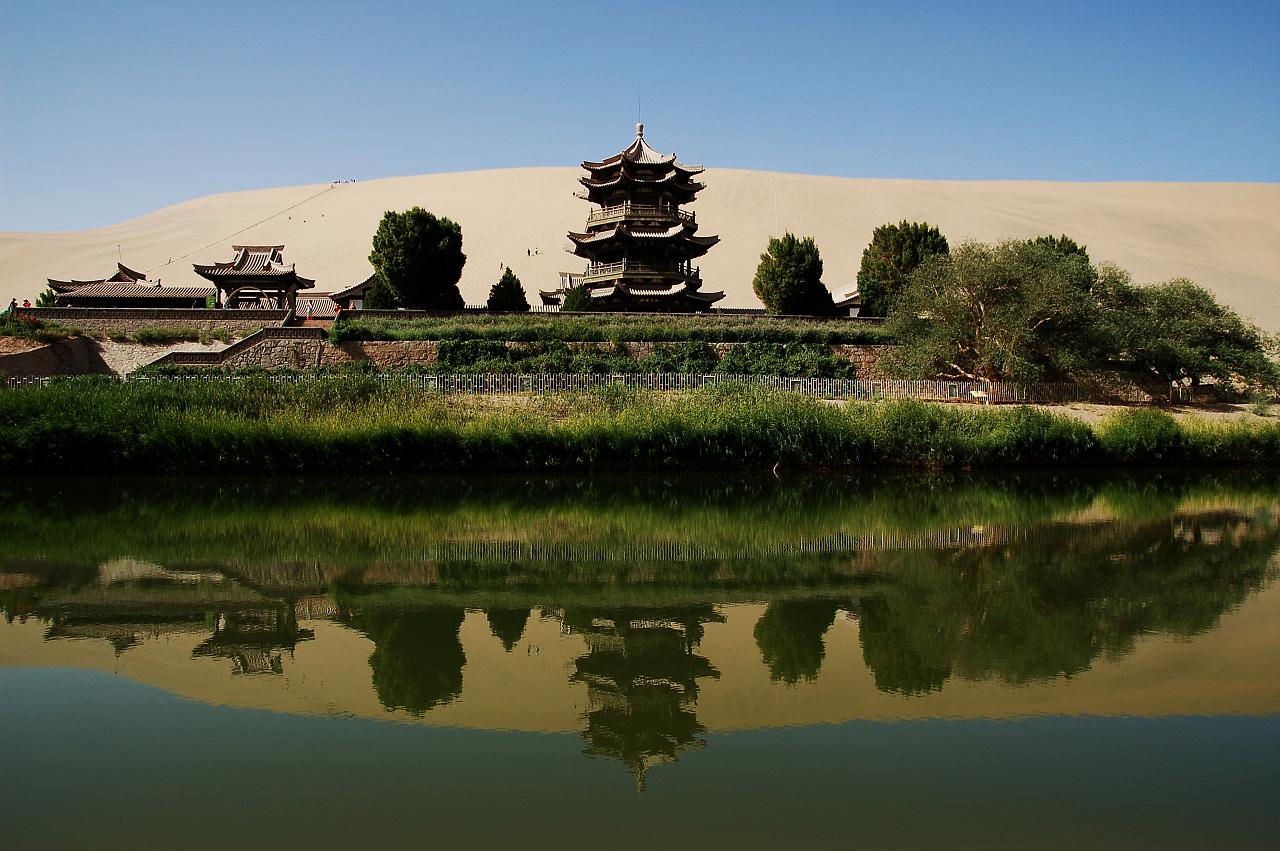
<box><xmin>2</xmin><ymin>168</ymin><xmax>1278</xmax><ymax>330</ymax></box>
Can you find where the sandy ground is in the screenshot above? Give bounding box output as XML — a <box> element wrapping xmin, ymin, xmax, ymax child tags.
<box><xmin>1033</xmin><ymin>402</ymin><xmax>1277</xmax><ymax>425</ymax></box>
<box><xmin>2</xmin><ymin>163</ymin><xmax>1277</xmax><ymax>330</ymax></box>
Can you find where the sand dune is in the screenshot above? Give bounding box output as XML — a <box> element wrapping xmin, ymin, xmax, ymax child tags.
<box><xmin>2</xmin><ymin>168</ymin><xmax>1278</xmax><ymax>330</ymax></box>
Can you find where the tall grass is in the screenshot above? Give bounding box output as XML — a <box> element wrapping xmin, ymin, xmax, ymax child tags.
<box><xmin>331</xmin><ymin>313</ymin><xmax>891</xmax><ymax>345</ymax></box>
<box><xmin>2</xmin><ymin>377</ymin><xmax>1278</xmax><ymax>473</ymax></box>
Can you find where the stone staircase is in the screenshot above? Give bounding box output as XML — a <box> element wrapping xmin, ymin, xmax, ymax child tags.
<box><xmin>146</xmin><ymin>326</ymin><xmax>330</xmax><ymax>371</ymax></box>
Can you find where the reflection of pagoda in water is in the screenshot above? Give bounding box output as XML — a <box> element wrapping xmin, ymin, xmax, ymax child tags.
<box><xmin>561</xmin><ymin>606</ymin><xmax>723</xmax><ymax>790</ymax></box>
<box><xmin>192</xmin><ymin>606</ymin><xmax>314</xmax><ymax>675</ymax></box>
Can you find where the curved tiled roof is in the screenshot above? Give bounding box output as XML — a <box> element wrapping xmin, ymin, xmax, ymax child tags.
<box><xmin>56</xmin><ymin>282</ymin><xmax>214</xmax><ymax>300</ymax></box>
<box><xmin>194</xmin><ymin>245</ymin><xmax>314</xmax><ymax>288</ymax></box>
<box><xmin>581</xmin><ymin>124</ymin><xmax>705</xmax><ymax>175</ymax></box>
<box><xmin>48</xmin><ymin>262</ymin><xmax>151</xmax><ymax>291</ymax></box>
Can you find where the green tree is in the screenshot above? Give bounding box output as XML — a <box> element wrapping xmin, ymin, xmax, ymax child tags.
<box><xmin>35</xmin><ymin>287</ymin><xmax>57</xmax><ymax>308</ymax></box>
<box><xmin>486</xmin><ymin>267</ymin><xmax>530</xmax><ymax>312</ymax></box>
<box><xmin>855</xmin><ymin>221</ymin><xmax>949</xmax><ymax>317</ymax></box>
<box><xmin>560</xmin><ymin>283</ymin><xmax>594</xmax><ymax>312</ymax></box>
<box><xmin>752</xmin><ymin>232</ymin><xmax>835</xmax><ymax>315</ymax></box>
<box><xmin>368</xmin><ymin>207</ymin><xmax>466</xmax><ymax>309</ymax></box>
<box><xmin>1027</xmin><ymin>234</ymin><xmax>1089</xmax><ymax>264</ymax></box>
<box><xmin>884</xmin><ymin>239</ymin><xmax>1100</xmax><ymax>381</ymax></box>
<box><xmin>362</xmin><ymin>273</ymin><xmax>400</xmax><ymax>309</ymax></box>
<box><xmin>1098</xmin><ymin>276</ymin><xmax>1278</xmax><ymax>391</ymax></box>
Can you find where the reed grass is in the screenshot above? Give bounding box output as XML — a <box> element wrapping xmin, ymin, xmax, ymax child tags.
<box><xmin>2</xmin><ymin>377</ymin><xmax>1278</xmax><ymax>473</ymax></box>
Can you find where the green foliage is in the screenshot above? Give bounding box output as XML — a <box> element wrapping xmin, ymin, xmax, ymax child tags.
<box><xmin>752</xmin><ymin>233</ymin><xmax>835</xmax><ymax>315</ymax></box>
<box><xmin>1097</xmin><ymin>276</ymin><xmax>1278</xmax><ymax>391</ymax></box>
<box><xmin>486</xmin><ymin>267</ymin><xmax>530</xmax><ymax>312</ymax></box>
<box><xmin>1097</xmin><ymin>409</ymin><xmax>1187</xmax><ymax>463</ymax></box>
<box><xmin>1026</xmin><ymin>234</ymin><xmax>1090</xmax><ymax>264</ymax></box>
<box><xmin>432</xmin><ymin>339</ymin><xmax>854</xmax><ymax>377</ymax></box>
<box><xmin>856</xmin><ymin>221</ymin><xmax>949</xmax><ymax>317</ymax></box>
<box><xmin>368</xmin><ymin>207</ymin><xmax>467</xmax><ymax>309</ymax></box>
<box><xmin>34</xmin><ymin>288</ymin><xmax>58</xmax><ymax>308</ymax></box>
<box><xmin>559</xmin><ymin>284</ymin><xmax>594</xmax><ymax>312</ymax></box>
<box><xmin>363</xmin><ymin>273</ymin><xmax>401</xmax><ymax>309</ymax></box>
<box><xmin>330</xmin><ymin>313</ymin><xmax>890</xmax><ymax>346</ymax></box>
<box><xmin>5</xmin><ymin>377</ymin><xmax>1278</xmax><ymax>474</ymax></box>
<box><xmin>0</xmin><ymin>312</ymin><xmax>80</xmax><ymax>343</ymax></box>
<box><xmin>885</xmin><ymin>239</ymin><xmax>1100</xmax><ymax>382</ymax></box>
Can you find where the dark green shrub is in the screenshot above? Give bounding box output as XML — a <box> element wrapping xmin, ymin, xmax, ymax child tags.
<box><xmin>1098</xmin><ymin>409</ymin><xmax>1186</xmax><ymax>463</ymax></box>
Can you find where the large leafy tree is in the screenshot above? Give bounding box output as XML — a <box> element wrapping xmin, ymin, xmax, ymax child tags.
<box><xmin>752</xmin><ymin>232</ymin><xmax>835</xmax><ymax>315</ymax></box>
<box><xmin>1097</xmin><ymin>276</ymin><xmax>1278</xmax><ymax>390</ymax></box>
<box><xmin>855</xmin><ymin>221</ymin><xmax>949</xmax><ymax>317</ymax></box>
<box><xmin>368</xmin><ymin>207</ymin><xmax>466</xmax><ymax>309</ymax></box>
<box><xmin>486</xmin><ymin>267</ymin><xmax>530</xmax><ymax>312</ymax></box>
<box><xmin>884</xmin><ymin>239</ymin><xmax>1100</xmax><ymax>381</ymax></box>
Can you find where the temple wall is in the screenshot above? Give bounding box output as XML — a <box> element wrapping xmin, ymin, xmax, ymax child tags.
<box><xmin>16</xmin><ymin>308</ymin><xmax>287</xmax><ymax>336</ymax></box>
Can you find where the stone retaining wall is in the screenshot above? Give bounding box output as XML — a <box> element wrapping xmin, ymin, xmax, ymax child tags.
<box><xmin>17</xmin><ymin>308</ymin><xmax>287</xmax><ymax>336</ymax></box>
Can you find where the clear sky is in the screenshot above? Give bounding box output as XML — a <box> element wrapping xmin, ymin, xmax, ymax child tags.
<box><xmin>2</xmin><ymin>0</ymin><xmax>1277</xmax><ymax>231</ymax></box>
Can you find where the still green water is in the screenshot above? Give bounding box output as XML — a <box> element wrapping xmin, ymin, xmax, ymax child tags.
<box><xmin>1</xmin><ymin>473</ymin><xmax>1278</xmax><ymax>849</ymax></box>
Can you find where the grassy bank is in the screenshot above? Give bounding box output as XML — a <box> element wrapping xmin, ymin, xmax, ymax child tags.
<box><xmin>2</xmin><ymin>377</ymin><xmax>1278</xmax><ymax>473</ymax></box>
<box><xmin>332</xmin><ymin>313</ymin><xmax>891</xmax><ymax>345</ymax></box>
<box><xmin>0</xmin><ymin>313</ymin><xmax>81</xmax><ymax>343</ymax></box>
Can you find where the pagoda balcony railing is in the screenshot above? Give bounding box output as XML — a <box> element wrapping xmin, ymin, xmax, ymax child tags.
<box><xmin>582</xmin><ymin>260</ymin><xmax>699</xmax><ymax>283</ymax></box>
<box><xmin>586</xmin><ymin>203</ymin><xmax>695</xmax><ymax>226</ymax></box>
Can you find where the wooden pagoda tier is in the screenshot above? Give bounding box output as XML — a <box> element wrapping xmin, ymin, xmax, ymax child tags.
<box><xmin>556</xmin><ymin>124</ymin><xmax>723</xmax><ymax>312</ymax></box>
<box><xmin>193</xmin><ymin>245</ymin><xmax>314</xmax><ymax>310</ymax></box>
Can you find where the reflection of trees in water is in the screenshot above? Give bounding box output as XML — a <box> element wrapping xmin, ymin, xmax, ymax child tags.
<box><xmin>486</xmin><ymin>608</ymin><xmax>531</xmax><ymax>651</ymax></box>
<box><xmin>754</xmin><ymin>600</ymin><xmax>843</xmax><ymax>683</ymax></box>
<box><xmin>850</xmin><ymin>513</ymin><xmax>1280</xmax><ymax>695</ymax></box>
<box><xmin>344</xmin><ymin>607</ymin><xmax>466</xmax><ymax>715</ymax></box>
<box><xmin>191</xmin><ymin>606</ymin><xmax>314</xmax><ymax>675</ymax></box>
<box><xmin>559</xmin><ymin>606</ymin><xmax>723</xmax><ymax>790</ymax></box>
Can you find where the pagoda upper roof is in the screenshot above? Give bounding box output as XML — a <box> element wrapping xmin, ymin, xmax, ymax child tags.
<box><xmin>48</xmin><ymin>262</ymin><xmax>151</xmax><ymax>292</ymax></box>
<box><xmin>194</xmin><ymin>245</ymin><xmax>314</xmax><ymax>288</ymax></box>
<box><xmin>579</xmin><ymin>166</ymin><xmax>705</xmax><ymax>194</ymax></box>
<box><xmin>581</xmin><ymin>124</ymin><xmax>705</xmax><ymax>176</ymax></box>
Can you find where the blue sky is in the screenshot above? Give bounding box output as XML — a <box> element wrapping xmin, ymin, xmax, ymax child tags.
<box><xmin>2</xmin><ymin>0</ymin><xmax>1277</xmax><ymax>231</ymax></box>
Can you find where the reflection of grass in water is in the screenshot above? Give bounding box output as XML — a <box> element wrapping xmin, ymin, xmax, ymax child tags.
<box><xmin>1</xmin><ymin>473</ymin><xmax>1278</xmax><ymax>576</ymax></box>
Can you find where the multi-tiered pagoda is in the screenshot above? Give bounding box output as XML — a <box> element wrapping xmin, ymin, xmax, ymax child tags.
<box><xmin>545</xmin><ymin>124</ymin><xmax>722</xmax><ymax>311</ymax></box>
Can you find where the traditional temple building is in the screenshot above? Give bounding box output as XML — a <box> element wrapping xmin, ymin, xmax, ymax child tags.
<box><xmin>194</xmin><ymin>245</ymin><xmax>314</xmax><ymax>310</ymax></box>
<box><xmin>49</xmin><ymin>262</ymin><xmax>214</xmax><ymax>308</ymax></box>
<box><xmin>543</xmin><ymin>124</ymin><xmax>723</xmax><ymax>312</ymax></box>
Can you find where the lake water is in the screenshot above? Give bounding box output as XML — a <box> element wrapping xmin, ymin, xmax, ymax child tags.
<box><xmin>2</xmin><ymin>473</ymin><xmax>1278</xmax><ymax>849</ymax></box>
